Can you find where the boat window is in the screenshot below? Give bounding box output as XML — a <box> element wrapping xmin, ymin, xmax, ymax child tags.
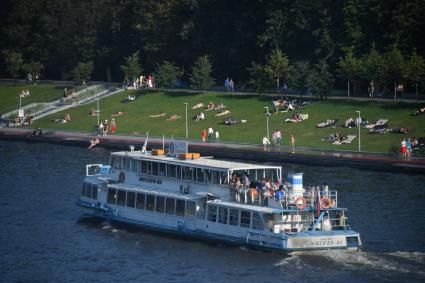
<box><xmin>256</xmin><ymin>169</ymin><xmax>265</xmax><ymax>180</ymax></box>
<box><xmin>159</xmin><ymin>163</ymin><xmax>166</xmax><ymax>177</ymax></box>
<box><xmin>185</xmin><ymin>201</ymin><xmax>196</xmax><ymax>217</ymax></box>
<box><xmin>117</xmin><ymin>190</ymin><xmax>126</xmax><ymax>206</ymax></box>
<box><xmin>110</xmin><ymin>156</ymin><xmax>119</xmax><ymax>169</ymax></box>
<box><xmin>176</xmin><ymin>165</ymin><xmax>182</xmax><ymax>179</ymax></box>
<box><xmin>204</xmin><ymin>169</ymin><xmax>212</xmax><ymax>183</ymax></box>
<box><xmin>240</xmin><ymin>211</ymin><xmax>250</xmax><ymax>228</ymax></box>
<box><xmin>107</xmin><ymin>188</ymin><xmax>116</xmax><ymax>204</ymax></box>
<box><xmin>126</xmin><ymin>191</ymin><xmax>136</xmax><ymax>208</ymax></box>
<box><xmin>122</xmin><ymin>158</ymin><xmax>130</xmax><ymax>171</ymax></box>
<box><xmin>265</xmin><ymin>169</ymin><xmax>277</xmax><ymax>182</ymax></box>
<box><xmin>218</xmin><ymin>207</ymin><xmax>228</xmax><ymax>224</ymax></box>
<box><xmin>167</xmin><ymin>164</ymin><xmax>177</xmax><ymax>178</ymax></box>
<box><xmin>229</xmin><ymin>209</ymin><xmax>239</xmax><ymax>226</ymax></box>
<box><xmin>182</xmin><ymin>167</ymin><xmax>193</xmax><ymax>181</ymax></box>
<box><xmin>141</xmin><ymin>161</ymin><xmax>149</xmax><ymax>174</ymax></box>
<box><xmin>152</xmin><ymin>162</ymin><xmax>159</xmax><ymax>176</ymax></box>
<box><xmin>252</xmin><ymin>213</ymin><xmax>265</xmax><ymax>230</ymax></box>
<box><xmin>92</xmin><ymin>185</ymin><xmax>98</xmax><ymax>199</ymax></box>
<box><xmin>146</xmin><ymin>194</ymin><xmax>155</xmax><ymax>211</ymax></box>
<box><xmin>165</xmin><ymin>198</ymin><xmax>175</xmax><ymax>215</ymax></box>
<box><xmin>86</xmin><ymin>183</ymin><xmax>92</xmax><ymax>197</ymax></box>
<box><xmin>196</xmin><ymin>168</ymin><xmax>205</xmax><ymax>183</ymax></box>
<box><xmin>207</xmin><ymin>205</ymin><xmax>217</xmax><ymax>222</ymax></box>
<box><xmin>156</xmin><ymin>196</ymin><xmax>165</xmax><ymax>213</ymax></box>
<box><xmin>220</xmin><ymin>172</ymin><xmax>228</xmax><ymax>186</ymax></box>
<box><xmin>131</xmin><ymin>160</ymin><xmax>139</xmax><ymax>173</ymax></box>
<box><xmin>197</xmin><ymin>200</ymin><xmax>206</xmax><ymax>220</ymax></box>
<box><xmin>136</xmin><ymin>193</ymin><xmax>145</xmax><ymax>209</ymax></box>
<box><xmin>211</xmin><ymin>171</ymin><xmax>220</xmax><ymax>185</ymax></box>
<box><xmin>175</xmin><ymin>199</ymin><xmax>185</xmax><ymax>216</ymax></box>
<box><xmin>81</xmin><ymin>183</ymin><xmax>87</xmax><ymax>197</ymax></box>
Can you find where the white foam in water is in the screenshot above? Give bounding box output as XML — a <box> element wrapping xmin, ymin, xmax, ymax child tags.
<box><xmin>274</xmin><ymin>253</ymin><xmax>305</xmax><ymax>267</ymax></box>
<box><xmin>387</xmin><ymin>251</ymin><xmax>425</xmax><ymax>264</ymax></box>
<box><xmin>304</xmin><ymin>250</ymin><xmax>423</xmax><ymax>275</ymax></box>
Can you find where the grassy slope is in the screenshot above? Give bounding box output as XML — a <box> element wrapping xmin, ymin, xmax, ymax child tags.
<box><xmin>0</xmin><ymin>85</ymin><xmax>66</xmax><ymax>113</ymax></box>
<box><xmin>31</xmin><ymin>89</ymin><xmax>425</xmax><ymax>152</ymax></box>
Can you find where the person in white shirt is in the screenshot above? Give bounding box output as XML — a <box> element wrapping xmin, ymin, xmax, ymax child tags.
<box><xmin>208</xmin><ymin>127</ymin><xmax>214</xmax><ymax>142</ymax></box>
<box><xmin>262</xmin><ymin>136</ymin><xmax>270</xmax><ymax>151</ymax></box>
<box><xmin>215</xmin><ymin>131</ymin><xmax>220</xmax><ymax>143</ymax></box>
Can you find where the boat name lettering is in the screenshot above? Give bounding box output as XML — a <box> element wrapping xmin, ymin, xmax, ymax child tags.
<box><xmin>139</xmin><ymin>177</ymin><xmax>162</xmax><ymax>184</ymax></box>
<box><xmin>309</xmin><ymin>238</ymin><xmax>343</xmax><ymax>247</ymax></box>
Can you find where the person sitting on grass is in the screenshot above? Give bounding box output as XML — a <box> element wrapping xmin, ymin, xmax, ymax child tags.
<box><xmin>64</xmin><ymin>113</ymin><xmax>71</xmax><ymax>121</ymax></box>
<box><xmin>193</xmin><ymin>112</ymin><xmax>205</xmax><ymax>121</ymax></box>
<box><xmin>214</xmin><ymin>102</ymin><xmax>227</xmax><ymax>110</ymax></box>
<box><xmin>344</xmin><ymin>116</ymin><xmax>356</xmax><ymax>128</ymax></box>
<box><xmin>88</xmin><ymin>137</ymin><xmax>100</xmax><ymax>149</ymax></box>
<box><xmin>205</xmin><ymin>101</ymin><xmax>214</xmax><ymax>111</ymax></box>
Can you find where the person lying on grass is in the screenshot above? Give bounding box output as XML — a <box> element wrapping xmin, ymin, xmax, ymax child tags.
<box><xmin>215</xmin><ymin>110</ymin><xmax>231</xmax><ymax>117</ymax></box>
<box><xmin>167</xmin><ymin>114</ymin><xmax>182</xmax><ymax>120</ymax></box>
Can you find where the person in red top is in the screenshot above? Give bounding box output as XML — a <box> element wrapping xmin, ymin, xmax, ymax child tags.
<box><xmin>201</xmin><ymin>129</ymin><xmax>207</xmax><ymax>143</ymax></box>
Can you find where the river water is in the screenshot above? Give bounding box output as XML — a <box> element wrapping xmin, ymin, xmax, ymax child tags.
<box><xmin>0</xmin><ymin>140</ymin><xmax>424</xmax><ymax>283</ymax></box>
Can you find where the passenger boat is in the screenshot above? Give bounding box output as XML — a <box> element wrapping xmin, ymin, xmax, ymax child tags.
<box><xmin>77</xmin><ymin>142</ymin><xmax>361</xmax><ymax>252</ymax></box>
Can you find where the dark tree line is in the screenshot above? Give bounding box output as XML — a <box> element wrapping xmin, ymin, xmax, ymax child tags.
<box><xmin>1</xmin><ymin>0</ymin><xmax>424</xmax><ymax>96</ymax></box>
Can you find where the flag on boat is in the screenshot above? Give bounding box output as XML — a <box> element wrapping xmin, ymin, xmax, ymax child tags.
<box><xmin>316</xmin><ymin>187</ymin><xmax>321</xmax><ymax>216</ymax></box>
<box><xmin>141</xmin><ymin>132</ymin><xmax>149</xmax><ymax>153</ymax></box>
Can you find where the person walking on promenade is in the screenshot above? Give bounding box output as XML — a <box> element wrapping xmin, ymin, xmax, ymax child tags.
<box><xmin>290</xmin><ymin>134</ymin><xmax>295</xmax><ymax>153</ymax></box>
<box><xmin>263</xmin><ymin>136</ymin><xmax>270</xmax><ymax>152</ymax></box>
<box><xmin>215</xmin><ymin>130</ymin><xmax>220</xmax><ymax>143</ymax></box>
<box><xmin>406</xmin><ymin>138</ymin><xmax>412</xmax><ymax>157</ymax></box>
<box><xmin>276</xmin><ymin>129</ymin><xmax>282</xmax><ymax>151</ymax></box>
<box><xmin>201</xmin><ymin>129</ymin><xmax>207</xmax><ymax>143</ymax></box>
<box><xmin>401</xmin><ymin>139</ymin><xmax>407</xmax><ymax>157</ymax></box>
<box><xmin>208</xmin><ymin>126</ymin><xmax>214</xmax><ymax>143</ymax></box>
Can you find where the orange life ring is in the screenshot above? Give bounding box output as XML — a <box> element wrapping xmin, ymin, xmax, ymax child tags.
<box><xmin>119</xmin><ymin>171</ymin><xmax>125</xmax><ymax>183</ymax></box>
<box><xmin>320</xmin><ymin>196</ymin><xmax>331</xmax><ymax>209</ymax></box>
<box><xmin>295</xmin><ymin>197</ymin><xmax>306</xmax><ymax>210</ymax></box>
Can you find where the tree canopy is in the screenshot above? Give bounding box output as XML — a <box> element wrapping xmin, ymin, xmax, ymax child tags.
<box><xmin>0</xmin><ymin>0</ymin><xmax>424</xmax><ymax>94</ymax></box>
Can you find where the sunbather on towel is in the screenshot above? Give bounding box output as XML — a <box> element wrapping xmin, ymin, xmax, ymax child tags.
<box><xmin>285</xmin><ymin>113</ymin><xmax>308</xmax><ymax>123</ymax></box>
<box><xmin>167</xmin><ymin>114</ymin><xmax>182</xmax><ymax>120</ymax></box>
<box><xmin>317</xmin><ymin>119</ymin><xmax>335</xmax><ymax>128</ymax></box>
<box><xmin>192</xmin><ymin>103</ymin><xmax>204</xmax><ymax>109</ymax></box>
<box><xmin>390</xmin><ymin>127</ymin><xmax>408</xmax><ymax>134</ymax></box>
<box><xmin>111</xmin><ymin>111</ymin><xmax>126</xmax><ymax>118</ymax></box>
<box><xmin>149</xmin><ymin>112</ymin><xmax>166</xmax><ymax>117</ymax></box>
<box><xmin>214</xmin><ymin>103</ymin><xmax>227</xmax><ymax>110</ymax></box>
<box><xmin>411</xmin><ymin>107</ymin><xmax>425</xmax><ymax>116</ymax></box>
<box><xmin>215</xmin><ymin>110</ymin><xmax>231</xmax><ymax>117</ymax></box>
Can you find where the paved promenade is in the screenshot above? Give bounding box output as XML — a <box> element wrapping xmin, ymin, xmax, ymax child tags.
<box><xmin>1</xmin><ymin>127</ymin><xmax>424</xmax><ymax>174</ymax></box>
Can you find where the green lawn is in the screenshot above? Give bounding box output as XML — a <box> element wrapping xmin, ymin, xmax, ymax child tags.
<box><xmin>31</xmin><ymin>89</ymin><xmax>425</xmax><ymax>153</ymax></box>
<box><xmin>0</xmin><ymin>84</ymin><xmax>67</xmax><ymax>113</ymax></box>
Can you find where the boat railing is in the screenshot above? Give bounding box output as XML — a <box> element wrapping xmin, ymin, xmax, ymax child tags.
<box><xmin>229</xmin><ymin>186</ymin><xmax>339</xmax><ymax>211</ymax></box>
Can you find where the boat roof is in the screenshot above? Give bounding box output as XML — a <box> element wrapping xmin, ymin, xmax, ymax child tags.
<box><xmin>111</xmin><ymin>151</ymin><xmax>281</xmax><ymax>171</ymax></box>
<box><xmin>109</xmin><ymin>183</ymin><xmax>205</xmax><ymax>201</ymax></box>
<box><xmin>208</xmin><ymin>199</ymin><xmax>283</xmax><ymax>214</ymax></box>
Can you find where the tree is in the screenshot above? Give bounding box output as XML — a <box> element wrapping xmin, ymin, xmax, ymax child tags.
<box><xmin>337</xmin><ymin>46</ymin><xmax>360</xmax><ymax>97</ymax></box>
<box><xmin>247</xmin><ymin>62</ymin><xmax>270</xmax><ymax>94</ymax></box>
<box><xmin>71</xmin><ymin>61</ymin><xmax>93</xmax><ymax>86</ymax></box>
<box><xmin>307</xmin><ymin>60</ymin><xmax>334</xmax><ymax>100</ymax></box>
<box><xmin>23</xmin><ymin>61</ymin><xmax>44</xmax><ymax>84</ymax></box>
<box><xmin>154</xmin><ymin>61</ymin><xmax>183</xmax><ymax>88</ymax></box>
<box><xmin>384</xmin><ymin>47</ymin><xmax>405</xmax><ymax>100</ymax></box>
<box><xmin>263</xmin><ymin>48</ymin><xmax>290</xmax><ymax>93</ymax></box>
<box><xmin>289</xmin><ymin>60</ymin><xmax>310</xmax><ymax>98</ymax></box>
<box><xmin>404</xmin><ymin>49</ymin><xmax>425</xmax><ymax>100</ymax></box>
<box><xmin>2</xmin><ymin>50</ymin><xmax>23</xmax><ymax>79</ymax></box>
<box><xmin>120</xmin><ymin>52</ymin><xmax>142</xmax><ymax>82</ymax></box>
<box><xmin>360</xmin><ymin>47</ymin><xmax>387</xmax><ymax>99</ymax></box>
<box><xmin>189</xmin><ymin>55</ymin><xmax>215</xmax><ymax>92</ymax></box>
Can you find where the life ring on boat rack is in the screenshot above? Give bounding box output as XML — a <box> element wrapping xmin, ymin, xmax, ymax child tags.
<box><xmin>295</xmin><ymin>197</ymin><xmax>307</xmax><ymax>210</ymax></box>
<box><xmin>119</xmin><ymin>171</ymin><xmax>125</xmax><ymax>183</ymax></box>
<box><xmin>320</xmin><ymin>196</ymin><xmax>331</xmax><ymax>209</ymax></box>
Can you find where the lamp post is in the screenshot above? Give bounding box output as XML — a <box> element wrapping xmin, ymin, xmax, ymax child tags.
<box><xmin>264</xmin><ymin>106</ymin><xmax>270</xmax><ymax>140</ymax></box>
<box><xmin>184</xmin><ymin>102</ymin><xmax>188</xmax><ymax>139</ymax></box>
<box><xmin>96</xmin><ymin>99</ymin><xmax>100</xmax><ymax>126</ymax></box>
<box><xmin>356</xmin><ymin>110</ymin><xmax>361</xmax><ymax>152</ymax></box>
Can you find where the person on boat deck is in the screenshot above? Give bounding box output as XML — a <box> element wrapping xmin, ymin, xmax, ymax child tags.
<box><xmin>321</xmin><ymin>182</ymin><xmax>329</xmax><ymax>196</ymax></box>
<box><xmin>243</xmin><ymin>174</ymin><xmax>250</xmax><ymax>188</ymax></box>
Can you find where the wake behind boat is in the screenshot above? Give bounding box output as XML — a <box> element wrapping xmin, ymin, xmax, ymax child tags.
<box><xmin>77</xmin><ymin>141</ymin><xmax>361</xmax><ymax>252</ymax></box>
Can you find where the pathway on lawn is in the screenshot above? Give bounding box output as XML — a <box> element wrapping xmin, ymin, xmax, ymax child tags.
<box><xmin>1</xmin><ymin>127</ymin><xmax>424</xmax><ymax>174</ymax></box>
